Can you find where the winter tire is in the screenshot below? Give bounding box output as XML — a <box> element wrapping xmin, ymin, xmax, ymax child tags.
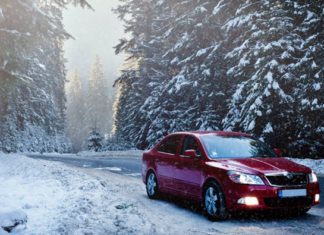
<box><xmin>146</xmin><ymin>171</ymin><xmax>160</xmax><ymax>199</ymax></box>
<box><xmin>203</xmin><ymin>181</ymin><xmax>228</xmax><ymax>221</ymax></box>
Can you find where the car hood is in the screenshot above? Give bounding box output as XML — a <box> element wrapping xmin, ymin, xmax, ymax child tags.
<box><xmin>208</xmin><ymin>157</ymin><xmax>311</xmax><ymax>175</ymax></box>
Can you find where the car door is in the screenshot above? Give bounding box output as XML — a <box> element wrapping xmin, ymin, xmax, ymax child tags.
<box><xmin>173</xmin><ymin>135</ymin><xmax>203</xmax><ymax>198</ymax></box>
<box><xmin>155</xmin><ymin>135</ymin><xmax>182</xmax><ymax>191</ymax></box>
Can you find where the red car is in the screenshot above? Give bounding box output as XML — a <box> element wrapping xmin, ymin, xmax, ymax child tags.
<box><xmin>142</xmin><ymin>131</ymin><xmax>321</xmax><ymax>220</ymax></box>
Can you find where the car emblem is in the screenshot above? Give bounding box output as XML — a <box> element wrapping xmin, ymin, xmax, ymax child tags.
<box><xmin>284</xmin><ymin>172</ymin><xmax>293</xmax><ymax>179</ymax></box>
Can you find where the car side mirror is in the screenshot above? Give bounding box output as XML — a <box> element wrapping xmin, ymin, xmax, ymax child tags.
<box><xmin>183</xmin><ymin>149</ymin><xmax>198</xmax><ymax>158</ymax></box>
<box><xmin>273</xmin><ymin>148</ymin><xmax>282</xmax><ymax>157</ymax></box>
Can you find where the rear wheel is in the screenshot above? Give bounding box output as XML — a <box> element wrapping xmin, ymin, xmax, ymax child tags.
<box><xmin>146</xmin><ymin>171</ymin><xmax>159</xmax><ymax>199</ymax></box>
<box><xmin>203</xmin><ymin>181</ymin><xmax>228</xmax><ymax>221</ymax></box>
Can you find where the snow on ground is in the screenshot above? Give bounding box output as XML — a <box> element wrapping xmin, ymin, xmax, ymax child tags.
<box><xmin>1</xmin><ymin>152</ymin><xmax>324</xmax><ymax>235</ymax></box>
<box><xmin>0</xmin><ymin>209</ymin><xmax>27</xmax><ymax>234</ymax></box>
<box><xmin>286</xmin><ymin>158</ymin><xmax>324</xmax><ymax>175</ymax></box>
<box><xmin>77</xmin><ymin>150</ymin><xmax>144</xmax><ymax>159</ymax></box>
<box><xmin>0</xmin><ymin>152</ymin><xmax>113</xmax><ymax>234</ymax></box>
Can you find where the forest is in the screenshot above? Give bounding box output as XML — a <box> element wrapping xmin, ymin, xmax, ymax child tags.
<box><xmin>113</xmin><ymin>0</ymin><xmax>324</xmax><ymax>159</ymax></box>
<box><xmin>65</xmin><ymin>54</ymin><xmax>115</xmax><ymax>153</ymax></box>
<box><xmin>0</xmin><ymin>0</ymin><xmax>91</xmax><ymax>153</ymax></box>
<box><xmin>1</xmin><ymin>0</ymin><xmax>324</xmax><ymax>159</ymax></box>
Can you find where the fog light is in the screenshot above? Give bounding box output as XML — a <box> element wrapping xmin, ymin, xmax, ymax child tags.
<box><xmin>315</xmin><ymin>194</ymin><xmax>320</xmax><ymax>202</ymax></box>
<box><xmin>237</xmin><ymin>197</ymin><xmax>259</xmax><ymax>205</ymax></box>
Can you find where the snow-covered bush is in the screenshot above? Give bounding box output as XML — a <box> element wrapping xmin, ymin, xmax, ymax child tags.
<box><xmin>87</xmin><ymin>131</ymin><xmax>104</xmax><ymax>152</ymax></box>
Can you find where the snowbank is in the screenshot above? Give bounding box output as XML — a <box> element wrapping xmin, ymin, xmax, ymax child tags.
<box><xmin>286</xmin><ymin>158</ymin><xmax>324</xmax><ymax>175</ymax></box>
<box><xmin>77</xmin><ymin>150</ymin><xmax>145</xmax><ymax>159</ymax></box>
<box><xmin>0</xmin><ymin>208</ymin><xmax>27</xmax><ymax>234</ymax></box>
<box><xmin>0</xmin><ymin>152</ymin><xmax>113</xmax><ymax>234</ymax></box>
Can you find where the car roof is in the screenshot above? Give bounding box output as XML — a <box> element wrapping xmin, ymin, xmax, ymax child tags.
<box><xmin>171</xmin><ymin>131</ymin><xmax>252</xmax><ymax>137</ymax></box>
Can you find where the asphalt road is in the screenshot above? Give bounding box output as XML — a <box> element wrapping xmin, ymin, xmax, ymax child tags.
<box><xmin>25</xmin><ymin>153</ymin><xmax>142</xmax><ymax>178</ymax></box>
<box><xmin>25</xmin><ymin>153</ymin><xmax>323</xmax><ymax>208</ymax></box>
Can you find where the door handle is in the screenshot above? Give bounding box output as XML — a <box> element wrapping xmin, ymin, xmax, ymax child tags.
<box><xmin>175</xmin><ymin>162</ymin><xmax>179</xmax><ymax>166</ymax></box>
<box><xmin>155</xmin><ymin>159</ymin><xmax>159</xmax><ymax>162</ymax></box>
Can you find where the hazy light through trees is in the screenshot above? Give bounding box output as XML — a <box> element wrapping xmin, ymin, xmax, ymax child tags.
<box><xmin>63</xmin><ymin>0</ymin><xmax>125</xmax><ymax>151</ymax></box>
<box><xmin>63</xmin><ymin>0</ymin><xmax>125</xmax><ymax>89</ymax></box>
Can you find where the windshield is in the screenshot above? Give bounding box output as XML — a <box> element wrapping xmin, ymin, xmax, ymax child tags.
<box><xmin>200</xmin><ymin>135</ymin><xmax>278</xmax><ymax>159</ymax></box>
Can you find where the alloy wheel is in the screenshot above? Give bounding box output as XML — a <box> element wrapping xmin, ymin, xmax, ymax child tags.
<box><xmin>205</xmin><ymin>186</ymin><xmax>218</xmax><ymax>215</ymax></box>
<box><xmin>147</xmin><ymin>173</ymin><xmax>157</xmax><ymax>196</ymax></box>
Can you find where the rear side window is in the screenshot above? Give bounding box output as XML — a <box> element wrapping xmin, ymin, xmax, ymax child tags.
<box><xmin>180</xmin><ymin>136</ymin><xmax>201</xmax><ymax>156</ymax></box>
<box><xmin>158</xmin><ymin>135</ymin><xmax>182</xmax><ymax>154</ymax></box>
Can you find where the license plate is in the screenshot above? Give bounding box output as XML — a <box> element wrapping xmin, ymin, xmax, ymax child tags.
<box><xmin>278</xmin><ymin>189</ymin><xmax>307</xmax><ymax>198</ymax></box>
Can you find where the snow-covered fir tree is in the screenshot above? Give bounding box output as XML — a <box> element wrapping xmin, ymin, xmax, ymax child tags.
<box><xmin>222</xmin><ymin>0</ymin><xmax>324</xmax><ymax>158</ymax></box>
<box><xmin>288</xmin><ymin>1</ymin><xmax>324</xmax><ymax>158</ymax></box>
<box><xmin>114</xmin><ymin>0</ymin><xmax>324</xmax><ymax>158</ymax></box>
<box><xmin>113</xmin><ymin>0</ymin><xmax>164</xmax><ymax>149</ymax></box>
<box><xmin>0</xmin><ymin>0</ymin><xmax>91</xmax><ymax>94</ymax></box>
<box><xmin>66</xmin><ymin>68</ymin><xmax>87</xmax><ymax>152</ymax></box>
<box><xmin>113</xmin><ymin>0</ymin><xmax>240</xmax><ymax>149</ymax></box>
<box><xmin>85</xmin><ymin>54</ymin><xmax>112</xmax><ymax>141</ymax></box>
<box><xmin>0</xmin><ymin>0</ymin><xmax>91</xmax><ymax>153</ymax></box>
<box><xmin>87</xmin><ymin>123</ymin><xmax>104</xmax><ymax>152</ymax></box>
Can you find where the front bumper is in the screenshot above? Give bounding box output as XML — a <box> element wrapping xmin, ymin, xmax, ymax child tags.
<box><xmin>225</xmin><ymin>181</ymin><xmax>320</xmax><ymax>211</ymax></box>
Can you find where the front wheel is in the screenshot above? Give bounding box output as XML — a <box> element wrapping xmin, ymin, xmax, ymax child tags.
<box><xmin>204</xmin><ymin>181</ymin><xmax>228</xmax><ymax>221</ymax></box>
<box><xmin>146</xmin><ymin>171</ymin><xmax>160</xmax><ymax>199</ymax></box>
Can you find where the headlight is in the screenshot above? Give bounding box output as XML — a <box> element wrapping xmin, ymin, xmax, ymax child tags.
<box><xmin>308</xmin><ymin>171</ymin><xmax>318</xmax><ymax>183</ymax></box>
<box><xmin>228</xmin><ymin>171</ymin><xmax>265</xmax><ymax>185</ymax></box>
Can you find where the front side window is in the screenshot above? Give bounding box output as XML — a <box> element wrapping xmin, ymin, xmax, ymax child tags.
<box><xmin>180</xmin><ymin>136</ymin><xmax>201</xmax><ymax>156</ymax></box>
<box><xmin>200</xmin><ymin>135</ymin><xmax>278</xmax><ymax>159</ymax></box>
<box><xmin>158</xmin><ymin>135</ymin><xmax>182</xmax><ymax>154</ymax></box>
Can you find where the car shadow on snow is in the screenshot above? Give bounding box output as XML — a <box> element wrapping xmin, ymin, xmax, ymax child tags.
<box><xmin>157</xmin><ymin>193</ymin><xmax>322</xmax><ymax>223</ymax></box>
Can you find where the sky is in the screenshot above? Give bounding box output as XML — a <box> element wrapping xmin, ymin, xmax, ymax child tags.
<box><xmin>62</xmin><ymin>0</ymin><xmax>125</xmax><ymax>90</ymax></box>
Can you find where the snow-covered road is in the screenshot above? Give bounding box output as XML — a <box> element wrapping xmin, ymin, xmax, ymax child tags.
<box><xmin>1</xmin><ymin>153</ymin><xmax>324</xmax><ymax>235</ymax></box>
<box><xmin>25</xmin><ymin>153</ymin><xmax>142</xmax><ymax>178</ymax></box>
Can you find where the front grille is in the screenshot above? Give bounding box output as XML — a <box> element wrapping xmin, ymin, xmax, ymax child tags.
<box><xmin>264</xmin><ymin>196</ymin><xmax>313</xmax><ymax>208</ymax></box>
<box><xmin>265</xmin><ymin>173</ymin><xmax>308</xmax><ymax>186</ymax></box>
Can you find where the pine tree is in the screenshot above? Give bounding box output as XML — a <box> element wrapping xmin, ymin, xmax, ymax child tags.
<box><xmin>0</xmin><ymin>0</ymin><xmax>91</xmax><ymax>153</ymax></box>
<box><xmin>66</xmin><ymin>68</ymin><xmax>86</xmax><ymax>152</ymax></box>
<box><xmin>150</xmin><ymin>0</ymin><xmax>229</xmax><ymax>133</ymax></box>
<box><xmin>85</xmin><ymin>54</ymin><xmax>111</xmax><ymax>141</ymax></box>
<box><xmin>113</xmin><ymin>0</ymin><xmax>239</xmax><ymax>148</ymax></box>
<box><xmin>287</xmin><ymin>1</ymin><xmax>324</xmax><ymax>158</ymax></box>
<box><xmin>0</xmin><ymin>0</ymin><xmax>91</xmax><ymax>94</ymax></box>
<box><xmin>87</xmin><ymin>122</ymin><xmax>104</xmax><ymax>152</ymax></box>
<box><xmin>113</xmin><ymin>0</ymin><xmax>324</xmax><ymax>158</ymax></box>
<box><xmin>113</xmin><ymin>0</ymin><xmax>162</xmax><ymax>149</ymax></box>
<box><xmin>222</xmin><ymin>0</ymin><xmax>324</xmax><ymax>158</ymax></box>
